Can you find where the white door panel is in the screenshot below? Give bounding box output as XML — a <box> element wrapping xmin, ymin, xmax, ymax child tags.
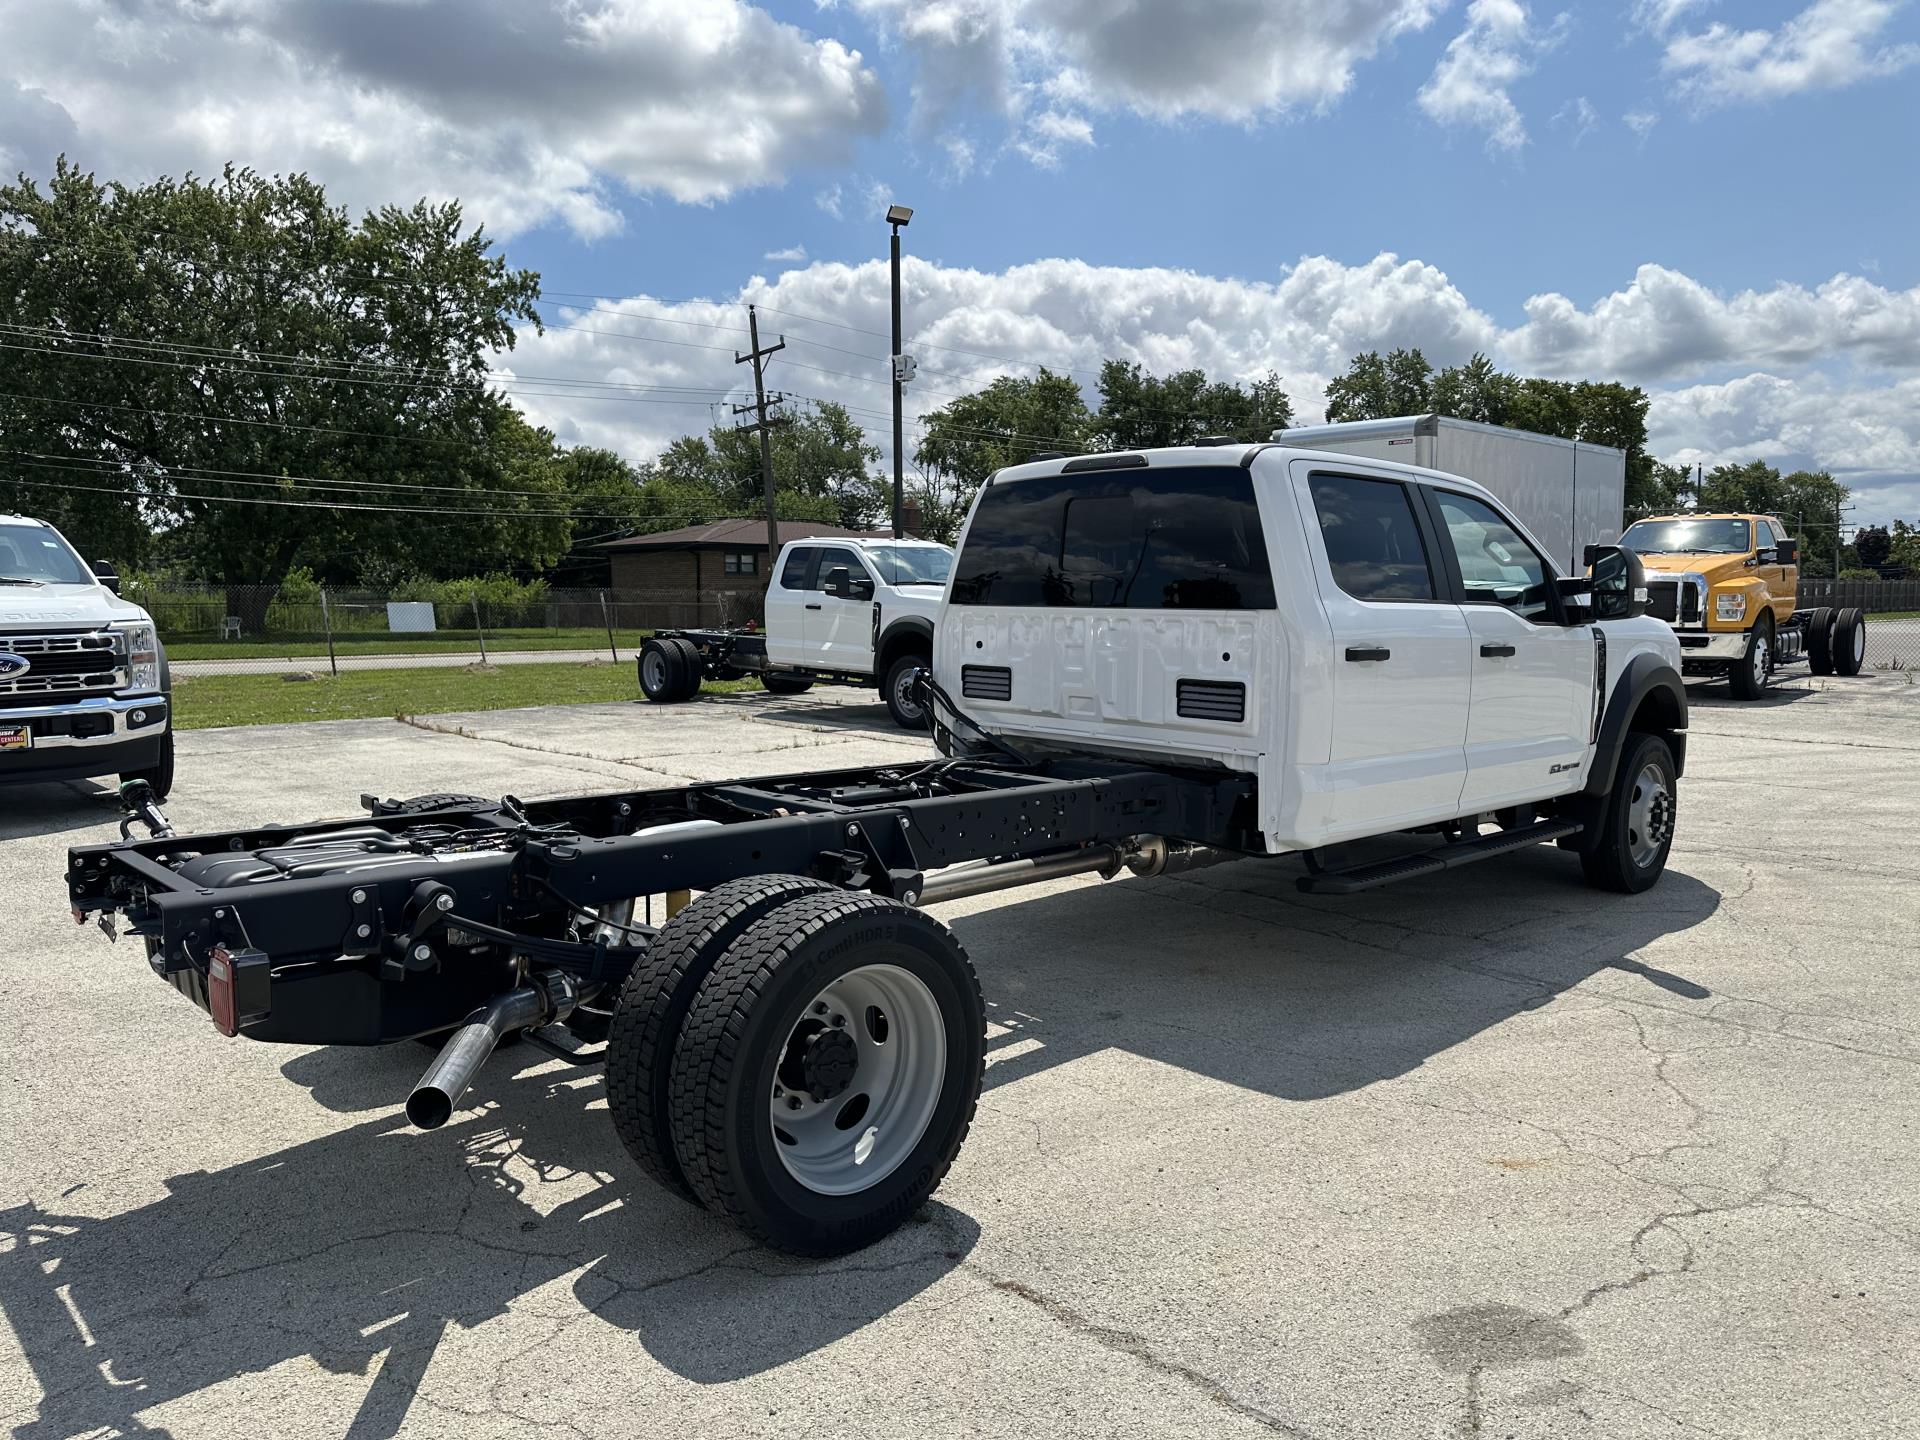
<box><xmin>765</xmin><ymin>546</ymin><xmax>813</xmax><ymax>667</ymax></box>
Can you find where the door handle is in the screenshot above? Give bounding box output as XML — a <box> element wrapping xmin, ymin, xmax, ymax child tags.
<box><xmin>804</xmin><ymin>603</ymin><xmax>823</xmax><ymax>611</ymax></box>
<box><xmin>1479</xmin><ymin>643</ymin><xmax>1516</xmax><ymax>658</ymax></box>
<box><xmin>1344</xmin><ymin>646</ymin><xmax>1391</xmax><ymax>662</ymax></box>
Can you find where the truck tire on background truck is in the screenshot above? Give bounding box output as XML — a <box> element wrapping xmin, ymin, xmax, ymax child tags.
<box><xmin>638</xmin><ymin>639</ymin><xmax>684</xmax><ymax>702</ymax></box>
<box><xmin>883</xmin><ymin>652</ymin><xmax>931</xmax><ymax>730</ymax></box>
<box><xmin>1728</xmin><ymin>612</ymin><xmax>1775</xmax><ymax>701</ymax></box>
<box><xmin>1831</xmin><ymin>608</ymin><xmax>1866</xmax><ymax>676</ymax></box>
<box><xmin>1806</xmin><ymin>607</ymin><xmax>1835</xmax><ymax>674</ymax></box>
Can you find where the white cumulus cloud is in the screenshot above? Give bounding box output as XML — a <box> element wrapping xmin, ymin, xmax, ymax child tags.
<box><xmin>0</xmin><ymin>0</ymin><xmax>887</xmax><ymax>237</ymax></box>
<box><xmin>1418</xmin><ymin>0</ymin><xmax>1566</xmax><ymax>152</ymax></box>
<box><xmin>1660</xmin><ymin>0</ymin><xmax>1920</xmax><ymax>106</ymax></box>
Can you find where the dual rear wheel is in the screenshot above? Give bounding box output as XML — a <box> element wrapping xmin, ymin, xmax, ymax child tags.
<box><xmin>604</xmin><ymin>877</ymin><xmax>984</xmax><ymax>1255</ymax></box>
<box><xmin>638</xmin><ymin>637</ymin><xmax>704</xmax><ymax>703</ymax></box>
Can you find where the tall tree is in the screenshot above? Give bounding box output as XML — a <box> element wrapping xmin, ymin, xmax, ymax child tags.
<box><xmin>911</xmin><ymin>369</ymin><xmax>1092</xmax><ymax>541</ymax></box>
<box><xmin>1093</xmin><ymin>362</ymin><xmax>1293</xmax><ymax>448</ymax></box>
<box><xmin>1323</xmin><ymin>348</ymin><xmax>1435</xmax><ymax>422</ymax></box>
<box><xmin>656</xmin><ymin>400</ymin><xmax>875</xmax><ymax>529</ymax></box>
<box><xmin>1853</xmin><ymin>525</ymin><xmax>1892</xmax><ymax>570</ymax></box>
<box><xmin>0</xmin><ymin>160</ymin><xmax>549</xmax><ymax>623</ymax></box>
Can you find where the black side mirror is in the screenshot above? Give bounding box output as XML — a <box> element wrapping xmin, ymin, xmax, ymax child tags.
<box><xmin>823</xmin><ymin>566</ymin><xmax>852</xmax><ymax>599</ymax></box>
<box><xmin>851</xmin><ymin>576</ymin><xmax>875</xmax><ymax>600</ymax></box>
<box><xmin>1775</xmin><ymin>537</ymin><xmax>1798</xmax><ymax>565</ymax></box>
<box><xmin>1585</xmin><ymin>544</ymin><xmax>1648</xmax><ymax>621</ymax></box>
<box><xmin>91</xmin><ymin>559</ymin><xmax>120</xmax><ymax>595</ymax></box>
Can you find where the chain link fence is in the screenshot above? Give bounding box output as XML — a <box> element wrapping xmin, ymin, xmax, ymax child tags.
<box><xmin>133</xmin><ymin>584</ymin><xmax>765</xmax><ymax>678</ymax></box>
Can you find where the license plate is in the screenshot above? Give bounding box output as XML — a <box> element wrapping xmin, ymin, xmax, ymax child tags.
<box><xmin>0</xmin><ymin>724</ymin><xmax>30</xmax><ymax>753</ymax></box>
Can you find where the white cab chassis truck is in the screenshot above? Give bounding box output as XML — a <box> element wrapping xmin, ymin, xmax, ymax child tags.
<box><xmin>636</xmin><ymin>536</ymin><xmax>952</xmax><ymax>729</ymax></box>
<box><xmin>1</xmin><ymin>514</ymin><xmax>173</xmax><ymax>799</ymax></box>
<box><xmin>67</xmin><ymin>444</ymin><xmax>1683</xmax><ymax>1258</ymax></box>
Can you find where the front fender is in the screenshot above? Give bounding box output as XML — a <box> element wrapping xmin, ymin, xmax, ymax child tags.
<box><xmin>1585</xmin><ymin>651</ymin><xmax>1687</xmax><ymax>797</ymax></box>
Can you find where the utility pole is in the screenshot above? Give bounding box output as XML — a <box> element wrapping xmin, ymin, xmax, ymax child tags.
<box><xmin>734</xmin><ymin>304</ymin><xmax>788</xmax><ymax>577</ymax></box>
<box><xmin>886</xmin><ymin>204</ymin><xmax>915</xmax><ymax>539</ymax></box>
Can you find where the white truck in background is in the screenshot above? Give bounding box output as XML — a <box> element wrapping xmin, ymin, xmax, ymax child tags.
<box><xmin>637</xmin><ymin>536</ymin><xmax>953</xmax><ymax>729</ymax></box>
<box><xmin>1</xmin><ymin>514</ymin><xmax>174</xmax><ymax>799</ymax></box>
<box><xmin>1277</xmin><ymin>415</ymin><xmax>1626</xmax><ymax>574</ymax></box>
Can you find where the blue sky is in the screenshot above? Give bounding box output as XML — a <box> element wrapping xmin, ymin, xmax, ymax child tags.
<box><xmin>4</xmin><ymin>0</ymin><xmax>1919</xmax><ymax>524</ymax></box>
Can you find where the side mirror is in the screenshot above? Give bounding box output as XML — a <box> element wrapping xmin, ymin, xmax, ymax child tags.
<box><xmin>823</xmin><ymin>566</ymin><xmax>853</xmax><ymax>599</ymax></box>
<box><xmin>1585</xmin><ymin>544</ymin><xmax>1648</xmax><ymax>621</ymax></box>
<box><xmin>1775</xmin><ymin>537</ymin><xmax>1798</xmax><ymax>565</ymax></box>
<box><xmin>92</xmin><ymin>559</ymin><xmax>120</xmax><ymax>595</ymax></box>
<box><xmin>851</xmin><ymin>576</ymin><xmax>875</xmax><ymax>600</ymax></box>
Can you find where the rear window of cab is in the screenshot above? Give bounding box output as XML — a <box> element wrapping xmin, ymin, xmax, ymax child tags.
<box><xmin>949</xmin><ymin>464</ymin><xmax>1275</xmax><ymax>609</ymax></box>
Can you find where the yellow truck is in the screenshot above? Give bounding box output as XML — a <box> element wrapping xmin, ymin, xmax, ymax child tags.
<box><xmin>1613</xmin><ymin>513</ymin><xmax>1868</xmax><ymax>698</ymax></box>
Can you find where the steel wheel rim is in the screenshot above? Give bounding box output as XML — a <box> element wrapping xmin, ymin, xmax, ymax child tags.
<box><xmin>1852</xmin><ymin>624</ymin><xmax>1865</xmax><ymax>665</ymax></box>
<box><xmin>892</xmin><ymin>667</ymin><xmax>925</xmax><ymax>721</ymax></box>
<box><xmin>641</xmin><ymin>649</ymin><xmax>668</xmax><ymax>691</ymax></box>
<box><xmin>1752</xmin><ymin>631</ymin><xmax>1770</xmax><ymax>687</ymax></box>
<box><xmin>1625</xmin><ymin>760</ymin><xmax>1674</xmax><ymax>869</ymax></box>
<box><xmin>770</xmin><ymin>963</ymin><xmax>946</xmax><ymax>1196</ymax></box>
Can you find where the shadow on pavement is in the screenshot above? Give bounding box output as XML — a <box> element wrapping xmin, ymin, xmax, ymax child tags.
<box><xmin>0</xmin><ymin>780</ymin><xmax>123</xmax><ymax>842</ymax></box>
<box><xmin>1684</xmin><ymin>682</ymin><xmax>1822</xmax><ymax>710</ymax></box>
<box><xmin>0</xmin><ymin>846</ymin><xmax>1717</xmax><ymax>1438</ymax></box>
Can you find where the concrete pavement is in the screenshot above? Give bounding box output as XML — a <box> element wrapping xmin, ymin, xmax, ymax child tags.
<box><xmin>3</xmin><ymin>675</ymin><xmax>1918</xmax><ymax>1438</ymax></box>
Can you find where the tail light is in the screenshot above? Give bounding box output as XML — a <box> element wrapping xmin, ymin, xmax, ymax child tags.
<box><xmin>207</xmin><ymin>945</ymin><xmax>271</xmax><ymax>1036</ymax></box>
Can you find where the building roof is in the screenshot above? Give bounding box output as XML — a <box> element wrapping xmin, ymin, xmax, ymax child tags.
<box><xmin>596</xmin><ymin>518</ymin><xmax>888</xmax><ymax>553</ymax></box>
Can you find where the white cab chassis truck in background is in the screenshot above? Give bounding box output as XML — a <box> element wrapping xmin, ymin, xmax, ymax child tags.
<box><xmin>67</xmin><ymin>442</ymin><xmax>1684</xmax><ymax>1258</ymax></box>
<box><xmin>1278</xmin><ymin>415</ymin><xmax>1626</xmax><ymax>575</ymax></box>
<box><xmin>1</xmin><ymin>514</ymin><xmax>174</xmax><ymax>799</ymax></box>
<box><xmin>636</xmin><ymin>536</ymin><xmax>952</xmax><ymax>729</ymax></box>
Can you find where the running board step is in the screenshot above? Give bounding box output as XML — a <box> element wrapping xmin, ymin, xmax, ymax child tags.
<box><xmin>1297</xmin><ymin>819</ymin><xmax>1584</xmax><ymax>895</ymax></box>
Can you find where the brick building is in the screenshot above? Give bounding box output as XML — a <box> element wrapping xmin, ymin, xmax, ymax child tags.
<box><xmin>597</xmin><ymin>519</ymin><xmax>887</xmax><ymax>626</ymax></box>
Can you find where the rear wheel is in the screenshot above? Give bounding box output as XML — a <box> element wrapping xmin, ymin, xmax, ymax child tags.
<box><xmin>668</xmin><ymin>891</ymin><xmax>984</xmax><ymax>1255</ymax></box>
<box><xmin>883</xmin><ymin>653</ymin><xmax>931</xmax><ymax>730</ymax></box>
<box><xmin>1806</xmin><ymin>607</ymin><xmax>1835</xmax><ymax>674</ymax></box>
<box><xmin>665</xmin><ymin>637</ymin><xmax>705</xmax><ymax>700</ymax></box>
<box><xmin>605</xmin><ymin>875</ymin><xmax>833</xmax><ymax>1203</ymax></box>
<box><xmin>638</xmin><ymin>639</ymin><xmax>685</xmax><ymax>702</ymax></box>
<box><xmin>1727</xmin><ymin>613</ymin><xmax>1774</xmax><ymax>700</ymax></box>
<box><xmin>120</xmin><ymin>728</ymin><xmax>174</xmax><ymax>801</ymax></box>
<box><xmin>762</xmin><ymin>673</ymin><xmax>814</xmax><ymax>696</ymax></box>
<box><xmin>1581</xmin><ymin>732</ymin><xmax>1677</xmax><ymax>894</ymax></box>
<box><xmin>1832</xmin><ymin>607</ymin><xmax>1866</xmax><ymax>676</ymax></box>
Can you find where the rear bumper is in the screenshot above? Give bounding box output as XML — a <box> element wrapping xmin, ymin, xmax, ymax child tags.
<box><xmin>0</xmin><ymin>694</ymin><xmax>168</xmax><ymax>784</ymax></box>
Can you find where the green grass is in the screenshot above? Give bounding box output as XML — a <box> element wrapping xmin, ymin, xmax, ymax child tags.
<box><xmin>167</xmin><ymin>626</ymin><xmax>652</xmax><ymax>660</ymax></box>
<box><xmin>171</xmin><ymin>659</ymin><xmax>759</xmax><ymax>729</ymax></box>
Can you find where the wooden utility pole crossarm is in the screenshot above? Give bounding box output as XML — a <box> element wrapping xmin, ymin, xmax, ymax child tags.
<box><xmin>734</xmin><ymin>304</ymin><xmax>790</xmax><ymax>580</ymax></box>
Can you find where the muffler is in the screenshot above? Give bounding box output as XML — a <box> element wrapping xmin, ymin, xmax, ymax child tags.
<box><xmin>405</xmin><ymin>971</ymin><xmax>579</xmax><ymax>1130</ymax></box>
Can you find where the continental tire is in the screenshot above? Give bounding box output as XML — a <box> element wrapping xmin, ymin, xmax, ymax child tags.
<box><xmin>1832</xmin><ymin>608</ymin><xmax>1866</xmax><ymax>676</ymax></box>
<box><xmin>1580</xmin><ymin>732</ymin><xmax>1677</xmax><ymax>894</ymax></box>
<box><xmin>665</xmin><ymin>636</ymin><xmax>705</xmax><ymax>700</ymax></box>
<box><xmin>1806</xmin><ymin>607</ymin><xmax>1835</xmax><ymax>675</ymax></box>
<box><xmin>605</xmin><ymin>875</ymin><xmax>834</xmax><ymax>1204</ymax></box>
<box><xmin>668</xmin><ymin>892</ymin><xmax>984</xmax><ymax>1256</ymax></box>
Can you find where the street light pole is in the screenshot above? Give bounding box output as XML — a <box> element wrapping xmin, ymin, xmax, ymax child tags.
<box><xmin>887</xmin><ymin>204</ymin><xmax>913</xmax><ymax>539</ymax></box>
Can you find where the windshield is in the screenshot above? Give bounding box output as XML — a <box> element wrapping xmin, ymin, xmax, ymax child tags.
<box><xmin>1620</xmin><ymin>518</ymin><xmax>1752</xmax><ymax>555</ymax></box>
<box><xmin>865</xmin><ymin>544</ymin><xmax>953</xmax><ymax>586</ymax></box>
<box><xmin>0</xmin><ymin>521</ymin><xmax>92</xmax><ymax>584</ymax></box>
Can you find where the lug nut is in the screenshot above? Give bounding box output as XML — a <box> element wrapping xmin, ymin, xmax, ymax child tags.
<box><xmin>831</xmin><ymin>1014</ymin><xmax>846</xmax><ymax>1027</ymax></box>
<box><xmin>814</xmin><ymin>1002</ymin><xmax>828</xmax><ymax>1015</ymax></box>
<box><xmin>787</xmin><ymin>1096</ymin><xmax>802</xmax><ymax>1110</ymax></box>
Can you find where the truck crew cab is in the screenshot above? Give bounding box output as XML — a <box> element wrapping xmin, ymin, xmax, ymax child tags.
<box><xmin>2</xmin><ymin>514</ymin><xmax>173</xmax><ymax>799</ymax></box>
<box><xmin>65</xmin><ymin>444</ymin><xmax>1683</xmax><ymax>1257</ymax></box>
<box><xmin>637</xmin><ymin>536</ymin><xmax>952</xmax><ymax>728</ymax></box>
<box><xmin>1619</xmin><ymin>511</ymin><xmax>1867</xmax><ymax>699</ymax></box>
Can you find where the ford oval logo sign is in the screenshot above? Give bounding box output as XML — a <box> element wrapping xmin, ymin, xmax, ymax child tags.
<box><xmin>0</xmin><ymin>652</ymin><xmax>30</xmax><ymax>679</ymax></box>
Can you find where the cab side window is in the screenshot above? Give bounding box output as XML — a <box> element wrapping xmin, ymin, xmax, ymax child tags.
<box><xmin>813</xmin><ymin>546</ymin><xmax>868</xmax><ymax>590</ymax></box>
<box><xmin>1435</xmin><ymin>492</ymin><xmax>1555</xmax><ymax>622</ymax></box>
<box><xmin>1308</xmin><ymin>474</ymin><xmax>1435</xmax><ymax>601</ymax></box>
<box><xmin>1755</xmin><ymin>520</ymin><xmax>1777</xmax><ymax>550</ymax></box>
<box><xmin>779</xmin><ymin>547</ymin><xmax>816</xmax><ymax>590</ymax></box>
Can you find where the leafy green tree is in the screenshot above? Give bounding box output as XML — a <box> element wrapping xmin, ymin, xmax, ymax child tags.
<box><xmin>654</xmin><ymin>400</ymin><xmax>874</xmax><ymax>529</ymax></box>
<box><xmin>0</xmin><ymin>160</ymin><xmax>549</xmax><ymax>623</ymax></box>
<box><xmin>1323</xmin><ymin>348</ymin><xmax>1435</xmax><ymax>421</ymax></box>
<box><xmin>1430</xmin><ymin>353</ymin><xmax>1513</xmax><ymax>423</ymax></box>
<box><xmin>1887</xmin><ymin>519</ymin><xmax>1920</xmax><ymax>573</ymax></box>
<box><xmin>910</xmin><ymin>369</ymin><xmax>1092</xmax><ymax>542</ymax></box>
<box><xmin>1091</xmin><ymin>362</ymin><xmax>1293</xmax><ymax>448</ymax></box>
<box><xmin>1634</xmin><ymin>461</ymin><xmax>1696</xmax><ymax>517</ymax></box>
<box><xmin>1853</xmin><ymin>526</ymin><xmax>1892</xmax><ymax>570</ymax></box>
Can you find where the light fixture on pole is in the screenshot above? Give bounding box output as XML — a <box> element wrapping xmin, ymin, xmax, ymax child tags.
<box><xmin>887</xmin><ymin>204</ymin><xmax>913</xmax><ymax>539</ymax></box>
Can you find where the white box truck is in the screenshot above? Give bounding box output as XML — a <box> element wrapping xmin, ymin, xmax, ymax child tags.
<box><xmin>1275</xmin><ymin>416</ymin><xmax>1625</xmax><ymax>574</ymax></box>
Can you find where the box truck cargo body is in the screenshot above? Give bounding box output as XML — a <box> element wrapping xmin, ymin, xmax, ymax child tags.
<box><xmin>1275</xmin><ymin>415</ymin><xmax>1625</xmax><ymax>574</ymax></box>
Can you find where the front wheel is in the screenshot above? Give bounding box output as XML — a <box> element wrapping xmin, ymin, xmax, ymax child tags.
<box><xmin>667</xmin><ymin>891</ymin><xmax>984</xmax><ymax>1256</ymax></box>
<box><xmin>1727</xmin><ymin>614</ymin><xmax>1774</xmax><ymax>700</ymax></box>
<box><xmin>1581</xmin><ymin>732</ymin><xmax>1678</xmax><ymax>894</ymax></box>
<box><xmin>883</xmin><ymin>653</ymin><xmax>931</xmax><ymax>730</ymax></box>
<box><xmin>121</xmin><ymin>728</ymin><xmax>174</xmax><ymax>801</ymax></box>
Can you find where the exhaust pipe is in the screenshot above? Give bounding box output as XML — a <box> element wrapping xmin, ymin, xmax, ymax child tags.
<box><xmin>911</xmin><ymin>836</ymin><xmax>1231</xmax><ymax>907</ymax></box>
<box><xmin>406</xmin><ymin>972</ymin><xmax>578</xmax><ymax>1130</ymax></box>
